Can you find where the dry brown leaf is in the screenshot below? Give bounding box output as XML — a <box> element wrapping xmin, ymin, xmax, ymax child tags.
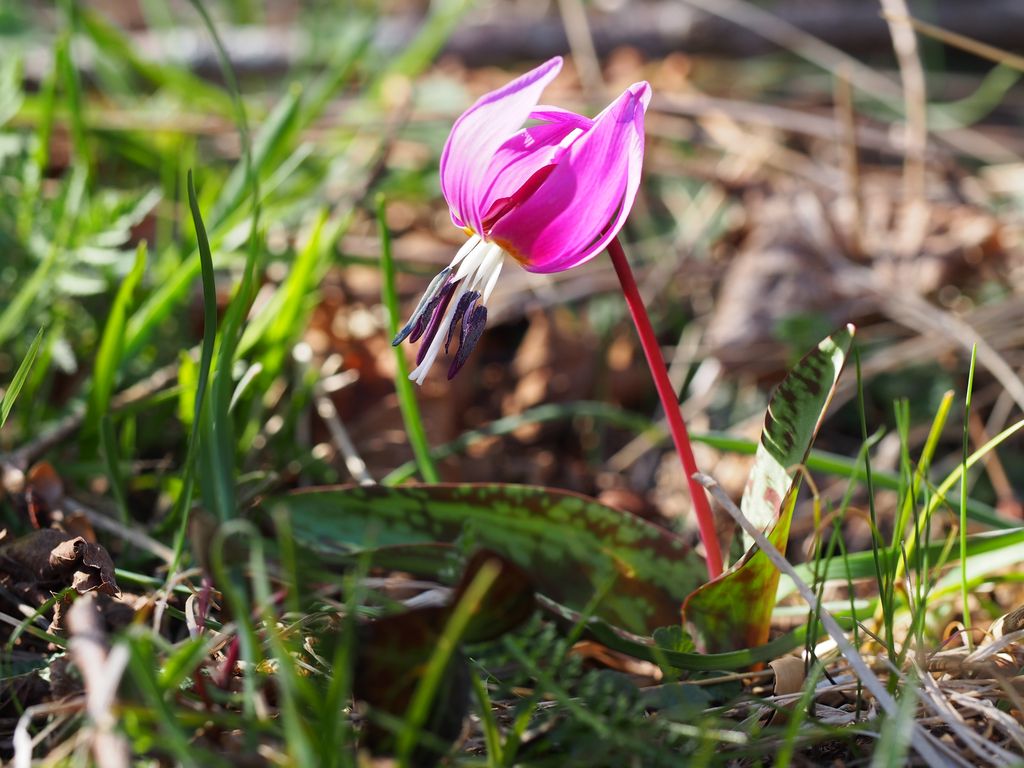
<box><xmin>26</xmin><ymin>462</ymin><xmax>64</xmax><ymax>508</ymax></box>
<box><xmin>989</xmin><ymin>605</ymin><xmax>1024</xmax><ymax>642</ymax></box>
<box><xmin>25</xmin><ymin>461</ymin><xmax>65</xmax><ymax>529</ymax></box>
<box><xmin>769</xmin><ymin>655</ymin><xmax>806</xmax><ymax>697</ymax></box>
<box><xmin>0</xmin><ymin>529</ymin><xmax>120</xmax><ymax>597</ymax></box>
<box><xmin>570</xmin><ymin>640</ymin><xmax>663</xmax><ymax>681</ymax></box>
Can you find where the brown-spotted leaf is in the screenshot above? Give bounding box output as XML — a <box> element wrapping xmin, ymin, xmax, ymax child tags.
<box><xmin>350</xmin><ymin>550</ymin><xmax>533</xmax><ymax>764</ymax></box>
<box><xmin>683</xmin><ymin>326</ymin><xmax>853</xmax><ymax>653</ymax></box>
<box><xmin>456</xmin><ymin>549</ymin><xmax>536</xmax><ymax>643</ymax></box>
<box><xmin>261</xmin><ymin>484</ymin><xmax>704</xmax><ymax>634</ymax></box>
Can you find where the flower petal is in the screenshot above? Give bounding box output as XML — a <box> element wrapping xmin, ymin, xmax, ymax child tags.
<box><xmin>439</xmin><ymin>57</ymin><xmax>563</xmax><ymax>235</ymax></box>
<box><xmin>489</xmin><ymin>82</ymin><xmax>651</xmax><ymax>274</ymax></box>
<box><xmin>478</xmin><ymin>108</ymin><xmax>595</xmax><ymax>229</ymax></box>
<box><xmin>478</xmin><ymin>121</ymin><xmax>579</xmax><ymax>231</ymax></box>
<box><xmin>529</xmin><ymin>106</ymin><xmax>593</xmax><ymax>129</ymax></box>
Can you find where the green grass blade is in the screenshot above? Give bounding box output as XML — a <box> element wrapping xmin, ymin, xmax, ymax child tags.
<box><xmin>855</xmin><ymin>347</ymin><xmax>894</xmax><ymax>662</ymax></box>
<box><xmin>248</xmin><ymin>528</ymin><xmax>317</xmax><ymax>765</ymax></box>
<box><xmin>374</xmin><ymin>0</ymin><xmax>472</xmax><ymax>88</ymax></box>
<box><xmin>78</xmin><ymin>7</ymin><xmax>234</xmax><ymax>113</ymax></box>
<box><xmin>891</xmin><ymin>391</ymin><xmax>954</xmax><ymax>551</ymax></box>
<box><xmin>469</xmin><ymin>670</ymin><xmax>503</xmax><ymax>767</ymax></box>
<box><xmin>187</xmin><ymin>171</ymin><xmax>220</xmax><ymax>447</ymax></box>
<box><xmin>157</xmin><ymin>635</ymin><xmax>218</xmax><ymax>692</ymax></box>
<box><xmin>899</xmin><ymin>415</ymin><xmax>1024</xmax><ymax>575</ymax></box>
<box><xmin>961</xmin><ymin>346</ymin><xmax>978</xmax><ymax>643</ymax></box>
<box><xmin>1</xmin><ymin>328</ymin><xmax>43</xmax><ymax>429</ymax></box>
<box><xmin>0</xmin><ymin>57</ymin><xmax>24</xmax><ymax>128</ymax></box>
<box><xmin>162</xmin><ymin>169</ymin><xmax>220</xmax><ymax>552</ymax></box>
<box><xmin>56</xmin><ymin>1</ymin><xmax>89</xmax><ymax>170</ymax></box>
<box><xmin>379</xmin><ymin>401</ymin><xmax>1012</xmax><ymax>528</ymax></box>
<box><xmin>237</xmin><ymin>209</ymin><xmax>346</xmax><ymax>374</ymax></box>
<box><xmin>871</xmin><ymin>674</ymin><xmax>918</xmax><ymax>768</ymax></box>
<box><xmin>124</xmin><ymin>633</ymin><xmax>221</xmax><ymax>768</ymax></box>
<box><xmin>377</xmin><ymin>195</ymin><xmax>439</xmax><ymax>483</ymax></box>
<box><xmin>782</xmin><ymin>527</ymin><xmax>1024</xmax><ymax>599</ymax></box>
<box><xmin>0</xmin><ymin>166</ymin><xmax>86</xmax><ymax>344</ymax></box>
<box><xmin>207</xmin><ymin>83</ymin><xmax>299</xmax><ymax>231</ymax></box>
<box><xmin>396</xmin><ymin>560</ymin><xmax>500</xmax><ymax>762</ymax></box>
<box><xmin>86</xmin><ymin>242</ymin><xmax>146</xmax><ymax>438</ymax></box>
<box><xmin>99</xmin><ymin>415</ymin><xmax>129</xmax><ymax>524</ymax></box>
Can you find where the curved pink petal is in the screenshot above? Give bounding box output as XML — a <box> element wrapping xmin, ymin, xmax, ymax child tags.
<box><xmin>529</xmin><ymin>106</ymin><xmax>593</xmax><ymax>130</ymax></box>
<box><xmin>489</xmin><ymin>82</ymin><xmax>651</xmax><ymax>274</ymax></box>
<box><xmin>477</xmin><ymin>121</ymin><xmax>581</xmax><ymax>230</ymax></box>
<box><xmin>439</xmin><ymin>57</ymin><xmax>563</xmax><ymax>235</ymax></box>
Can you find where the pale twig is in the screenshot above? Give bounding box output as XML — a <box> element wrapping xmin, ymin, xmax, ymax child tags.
<box><xmin>917</xmin><ymin>671</ymin><xmax>1017</xmax><ymax>766</ymax></box>
<box><xmin>833</xmin><ymin>67</ymin><xmax>864</xmax><ymax>257</ymax></box>
<box><xmin>0</xmin><ymin>363</ymin><xmax>177</xmax><ymax>472</ymax></box>
<box><xmin>655</xmin><ymin>93</ymin><xmax>924</xmax><ymax>158</ymax></box>
<box><xmin>63</xmin><ymin>495</ymin><xmax>175</xmax><ymax>564</ymax></box>
<box><xmin>13</xmin><ymin>698</ymin><xmax>85</xmax><ymax>768</ymax></box>
<box><xmin>879</xmin><ymin>0</ymin><xmax>929</xmax><ymax>257</ymax></box>
<box><xmin>150</xmin><ymin>566</ymin><xmax>204</xmax><ymax>634</ymax></box>
<box><xmin>946</xmin><ymin>690</ymin><xmax>1024</xmax><ymax>753</ymax></box>
<box><xmin>967</xmin><ymin>411</ymin><xmax>1017</xmax><ymax>511</ymax></box>
<box><xmin>556</xmin><ymin>0</ymin><xmax>606</xmax><ymax>105</ymax></box>
<box><xmin>67</xmin><ymin>594</ymin><xmax>131</xmax><ymax>768</ymax></box>
<box><xmin>695</xmin><ymin>472</ymin><xmax>961</xmax><ymax>766</ymax></box>
<box><xmin>314</xmin><ymin>383</ymin><xmax>372</xmax><ymax>485</ymax></box>
<box><xmin>839</xmin><ymin>265</ymin><xmax>1024</xmax><ymax>414</ymax></box>
<box><xmin>679</xmin><ymin>0</ymin><xmax>1013</xmax><ymax>163</ymax></box>
<box><xmin>299</xmin><ymin>347</ymin><xmax>374</xmax><ymax>486</ymax></box>
<box><xmin>889</xmin><ymin>13</ymin><xmax>1024</xmax><ymax>73</ymax></box>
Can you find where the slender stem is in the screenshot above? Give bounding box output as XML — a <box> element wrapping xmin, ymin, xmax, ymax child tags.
<box><xmin>961</xmin><ymin>345</ymin><xmax>977</xmax><ymax>648</ymax></box>
<box><xmin>608</xmin><ymin>237</ymin><xmax>723</xmax><ymax>579</ymax></box>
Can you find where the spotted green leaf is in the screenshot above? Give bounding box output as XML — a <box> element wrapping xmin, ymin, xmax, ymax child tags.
<box><xmin>683</xmin><ymin>325</ymin><xmax>854</xmax><ymax>653</ymax></box>
<box><xmin>260</xmin><ymin>483</ymin><xmax>707</xmax><ymax>633</ymax></box>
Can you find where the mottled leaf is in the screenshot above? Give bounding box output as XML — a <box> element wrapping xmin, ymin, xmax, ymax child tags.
<box><xmin>260</xmin><ymin>483</ymin><xmax>705</xmax><ymax>633</ymax></box>
<box><xmin>683</xmin><ymin>325</ymin><xmax>854</xmax><ymax>653</ymax></box>
<box><xmin>456</xmin><ymin>549</ymin><xmax>536</xmax><ymax>643</ymax></box>
<box><xmin>348</xmin><ymin>550</ymin><xmax>533</xmax><ymax>763</ymax></box>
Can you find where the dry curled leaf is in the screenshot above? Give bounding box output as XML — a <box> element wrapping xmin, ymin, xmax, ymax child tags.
<box><xmin>769</xmin><ymin>655</ymin><xmax>806</xmax><ymax>697</ymax></box>
<box><xmin>0</xmin><ymin>529</ymin><xmax>120</xmax><ymax>597</ymax></box>
<box><xmin>26</xmin><ymin>462</ymin><xmax>64</xmax><ymax>509</ymax></box>
<box><xmin>25</xmin><ymin>461</ymin><xmax>65</xmax><ymax>529</ymax></box>
<box><xmin>989</xmin><ymin>605</ymin><xmax>1024</xmax><ymax>641</ymax></box>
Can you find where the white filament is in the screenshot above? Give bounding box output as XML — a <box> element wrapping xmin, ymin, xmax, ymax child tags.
<box><xmin>408</xmin><ymin>238</ymin><xmax>508</xmax><ymax>383</ymax></box>
<box><xmin>481</xmin><ymin>250</ymin><xmax>504</xmax><ymax>303</ymax></box>
<box><xmin>450</xmin><ymin>233</ymin><xmax>483</xmax><ymax>268</ymax></box>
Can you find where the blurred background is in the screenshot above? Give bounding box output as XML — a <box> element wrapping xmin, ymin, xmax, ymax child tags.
<box><xmin>2</xmin><ymin>0</ymin><xmax>1024</xmax><ymax>556</ymax></box>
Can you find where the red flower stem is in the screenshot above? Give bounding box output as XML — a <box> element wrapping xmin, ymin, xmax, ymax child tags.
<box><xmin>608</xmin><ymin>237</ymin><xmax>724</xmax><ymax>580</ymax></box>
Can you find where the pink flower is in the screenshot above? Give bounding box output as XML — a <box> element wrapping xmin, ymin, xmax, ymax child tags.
<box><xmin>393</xmin><ymin>57</ymin><xmax>651</xmax><ymax>381</ymax></box>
